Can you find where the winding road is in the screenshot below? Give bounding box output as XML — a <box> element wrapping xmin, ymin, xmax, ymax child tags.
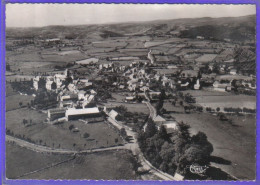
<box><xmin>6</xmin><ymin>97</ymin><xmax>178</xmax><ymax>180</ymax></box>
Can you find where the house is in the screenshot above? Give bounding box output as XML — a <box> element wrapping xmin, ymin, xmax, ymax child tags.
<box><xmin>48</xmin><ymin>108</ymin><xmax>66</xmax><ymax>121</ymax></box>
<box><xmin>194</xmin><ymin>79</ymin><xmax>200</xmax><ymax>90</ymax></box>
<box><xmin>125</xmin><ymin>96</ymin><xmax>135</xmax><ymax>102</ymax></box>
<box><xmin>230</xmin><ymin>69</ymin><xmax>237</xmax><ymax>75</ymax></box>
<box><xmin>153</xmin><ymin>115</ymin><xmax>166</xmax><ymax>125</ymax></box>
<box><xmin>163</xmin><ymin>121</ymin><xmax>178</xmax><ymax>130</ymax></box>
<box><xmin>33</xmin><ymin>76</ymin><xmax>40</xmax><ymax>90</ymax></box>
<box><xmin>213</xmin><ymin>81</ymin><xmax>231</xmax><ymax>92</ymax></box>
<box><xmin>78</xmin><ymin>90</ymin><xmax>86</xmax><ymax>100</ymax></box>
<box><xmin>196</xmin><ymin>36</ymin><xmax>204</xmax><ymax>40</ymax></box>
<box><xmin>128</xmin><ymin>83</ymin><xmax>137</xmax><ymax>91</ymax></box>
<box><xmin>65</xmin><ymin>107</ymin><xmax>100</xmax><ymax>121</ymax></box>
<box><xmin>108</xmin><ymin>109</ymin><xmax>119</xmax><ymax>120</ymax></box>
<box><xmin>140</xmin><ymin>86</ymin><xmax>149</xmax><ymax>92</ymax></box>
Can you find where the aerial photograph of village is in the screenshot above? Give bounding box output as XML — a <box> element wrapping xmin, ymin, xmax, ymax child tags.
<box><xmin>5</xmin><ymin>4</ymin><xmax>256</xmax><ymax>181</ymax></box>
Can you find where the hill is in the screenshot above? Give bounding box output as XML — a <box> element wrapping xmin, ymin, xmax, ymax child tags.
<box><xmin>6</xmin><ymin>15</ymin><xmax>255</xmax><ymax>43</ymax></box>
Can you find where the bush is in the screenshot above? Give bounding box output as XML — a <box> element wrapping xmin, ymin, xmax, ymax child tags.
<box><xmin>83</xmin><ymin>132</ymin><xmax>90</xmax><ymax>138</ymax></box>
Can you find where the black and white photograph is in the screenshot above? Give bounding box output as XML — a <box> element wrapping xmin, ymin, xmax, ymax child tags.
<box><xmin>5</xmin><ymin>3</ymin><xmax>256</xmax><ymax>181</ymax></box>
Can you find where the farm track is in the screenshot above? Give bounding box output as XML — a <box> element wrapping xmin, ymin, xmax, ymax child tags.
<box><xmin>6</xmin><ymin>135</ymin><xmax>127</xmax><ymax>155</ymax></box>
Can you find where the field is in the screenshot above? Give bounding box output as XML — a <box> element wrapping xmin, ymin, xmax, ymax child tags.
<box><xmin>164</xmin><ymin>101</ymin><xmax>255</xmax><ymax>180</ymax></box>
<box><xmin>183</xmin><ymin>90</ymin><xmax>256</xmax><ymax>111</ymax></box>
<box><xmin>6</xmin><ymin>48</ymin><xmax>88</xmax><ymax>74</ymax></box>
<box><xmin>215</xmin><ymin>74</ymin><xmax>252</xmax><ymax>81</ymax></box>
<box><xmin>195</xmin><ymin>94</ymin><xmax>256</xmax><ymax>110</ymax></box>
<box><xmin>6</xmin><ymin>142</ymin><xmax>71</xmax><ymax>179</ymax></box>
<box><xmin>22</xmin><ymin>150</ymin><xmax>139</xmax><ymax>180</ymax></box>
<box><xmin>6</xmin><ymin>142</ymin><xmax>138</xmax><ymax>180</ymax></box>
<box><xmin>108</xmin><ymin>92</ymin><xmax>150</xmax><ymax>114</ymax></box>
<box><xmin>6</xmin><ymin>94</ymin><xmax>34</xmax><ymax>111</ymax></box>
<box><xmin>6</xmin><ymin>106</ymin><xmax>123</xmax><ymax>150</ymax></box>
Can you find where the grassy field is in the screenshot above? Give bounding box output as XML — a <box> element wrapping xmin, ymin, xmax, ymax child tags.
<box><xmin>6</xmin><ymin>47</ymin><xmax>88</xmax><ymax>74</ymax></box>
<box><xmin>164</xmin><ymin>100</ymin><xmax>256</xmax><ymax>180</ymax></box>
<box><xmin>6</xmin><ymin>94</ymin><xmax>34</xmax><ymax>111</ymax></box>
<box><xmin>6</xmin><ymin>142</ymin><xmax>71</xmax><ymax>179</ymax></box>
<box><xmin>6</xmin><ymin>107</ymin><xmax>123</xmax><ymax>150</ymax></box>
<box><xmin>195</xmin><ymin>95</ymin><xmax>256</xmax><ymax>110</ymax></box>
<box><xmin>23</xmin><ymin>150</ymin><xmax>139</xmax><ymax>180</ymax></box>
<box><xmin>108</xmin><ymin>92</ymin><xmax>150</xmax><ymax>114</ymax></box>
<box><xmin>182</xmin><ymin>90</ymin><xmax>256</xmax><ymax>111</ymax></box>
<box><xmin>6</xmin><ymin>83</ymin><xmax>18</xmax><ymax>97</ymax></box>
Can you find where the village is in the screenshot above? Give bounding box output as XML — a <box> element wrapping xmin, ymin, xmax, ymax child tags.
<box><xmin>5</xmin><ymin>13</ymin><xmax>256</xmax><ymax>181</ymax></box>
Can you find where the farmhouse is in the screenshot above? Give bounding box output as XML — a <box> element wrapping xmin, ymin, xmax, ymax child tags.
<box><xmin>125</xmin><ymin>96</ymin><xmax>135</xmax><ymax>102</ymax></box>
<box><xmin>230</xmin><ymin>69</ymin><xmax>237</xmax><ymax>75</ymax></box>
<box><xmin>109</xmin><ymin>109</ymin><xmax>119</xmax><ymax>120</ymax></box>
<box><xmin>65</xmin><ymin>107</ymin><xmax>101</xmax><ymax>121</ymax></box>
<box><xmin>48</xmin><ymin>108</ymin><xmax>66</xmax><ymax>121</ymax></box>
<box><xmin>153</xmin><ymin>115</ymin><xmax>166</xmax><ymax>125</ymax></box>
<box><xmin>163</xmin><ymin>121</ymin><xmax>178</xmax><ymax>129</ymax></box>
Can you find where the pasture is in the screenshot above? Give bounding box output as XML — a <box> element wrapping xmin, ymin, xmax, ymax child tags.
<box><xmin>171</xmin><ymin>111</ymin><xmax>255</xmax><ymax>180</ymax></box>
<box><xmin>6</xmin><ymin>142</ymin><xmax>71</xmax><ymax>179</ymax></box>
<box><xmin>6</xmin><ymin>108</ymin><xmax>123</xmax><ymax>151</ymax></box>
<box><xmin>24</xmin><ymin>150</ymin><xmax>139</xmax><ymax>180</ymax></box>
<box><xmin>195</xmin><ymin>95</ymin><xmax>256</xmax><ymax>111</ymax></box>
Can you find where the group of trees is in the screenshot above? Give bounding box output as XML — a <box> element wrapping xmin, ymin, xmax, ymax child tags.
<box><xmin>224</xmin><ymin>107</ymin><xmax>256</xmax><ymax>114</ymax></box>
<box><xmin>184</xmin><ymin>93</ymin><xmax>196</xmax><ymax>104</ymax></box>
<box><xmin>11</xmin><ymin>80</ymin><xmax>35</xmax><ymax>95</ymax></box>
<box><xmin>138</xmin><ymin>119</ymin><xmax>213</xmax><ymax>177</ymax></box>
<box><xmin>33</xmin><ymin>91</ymin><xmax>58</xmax><ymax>109</ymax></box>
<box><xmin>155</xmin><ymin>89</ymin><xmax>166</xmax><ymax>115</ymax></box>
<box><xmin>114</xmin><ymin>105</ymin><xmax>148</xmax><ymax>131</ymax></box>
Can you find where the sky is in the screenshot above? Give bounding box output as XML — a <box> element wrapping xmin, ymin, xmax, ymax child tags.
<box><xmin>6</xmin><ymin>4</ymin><xmax>256</xmax><ymax>27</ymax></box>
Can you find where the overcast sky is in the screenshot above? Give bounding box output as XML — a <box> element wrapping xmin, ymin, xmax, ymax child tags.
<box><xmin>6</xmin><ymin>4</ymin><xmax>256</xmax><ymax>27</ymax></box>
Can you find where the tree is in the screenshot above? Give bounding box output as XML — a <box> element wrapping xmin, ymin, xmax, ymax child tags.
<box><xmin>184</xmin><ymin>106</ymin><xmax>191</xmax><ymax>113</ymax></box>
<box><xmin>191</xmin><ymin>131</ymin><xmax>213</xmax><ymax>160</ymax></box>
<box><xmin>83</xmin><ymin>132</ymin><xmax>90</xmax><ymax>138</ymax></box>
<box><xmin>69</xmin><ymin>124</ymin><xmax>75</xmax><ymax>131</ymax></box>
<box><xmin>158</xmin><ymin>125</ymin><xmax>169</xmax><ymax>141</ymax></box>
<box><xmin>51</xmin><ymin>82</ymin><xmax>57</xmax><ymax>90</ymax></box>
<box><xmin>38</xmin><ymin>77</ymin><xmax>46</xmax><ymax>89</ymax></box>
<box><xmin>145</xmin><ymin>118</ymin><xmax>157</xmax><ymax>138</ymax></box>
<box><xmin>156</xmin><ymin>100</ymin><xmax>164</xmax><ymax>114</ymax></box>
<box><xmin>216</xmin><ymin>107</ymin><xmax>220</xmax><ymax>112</ymax></box>
<box><xmin>120</xmin><ymin>128</ymin><xmax>127</xmax><ymax>138</ymax></box>
<box><xmin>22</xmin><ymin>119</ymin><xmax>27</xmax><ymax>125</ymax></box>
<box><xmin>177</xmin><ymin>122</ymin><xmax>191</xmax><ymax>141</ymax></box>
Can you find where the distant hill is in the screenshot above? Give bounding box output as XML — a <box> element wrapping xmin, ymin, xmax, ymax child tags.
<box><xmin>178</xmin><ymin>15</ymin><xmax>255</xmax><ymax>42</ymax></box>
<box><xmin>6</xmin><ymin>14</ymin><xmax>255</xmax><ymax>42</ymax></box>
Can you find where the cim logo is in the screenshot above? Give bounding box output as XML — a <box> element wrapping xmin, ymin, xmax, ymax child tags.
<box><xmin>186</xmin><ymin>164</ymin><xmax>209</xmax><ymax>174</ymax></box>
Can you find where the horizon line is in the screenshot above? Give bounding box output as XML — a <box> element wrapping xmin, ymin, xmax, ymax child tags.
<box><xmin>6</xmin><ymin>14</ymin><xmax>256</xmax><ymax>29</ymax></box>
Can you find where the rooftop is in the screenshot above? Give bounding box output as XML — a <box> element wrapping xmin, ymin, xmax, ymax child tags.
<box><xmin>66</xmin><ymin>107</ymin><xmax>100</xmax><ymax>116</ymax></box>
